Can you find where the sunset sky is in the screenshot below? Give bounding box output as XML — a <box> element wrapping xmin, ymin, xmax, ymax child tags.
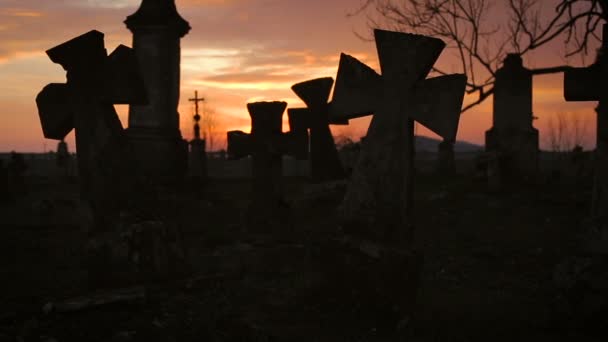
<box><xmin>0</xmin><ymin>0</ymin><xmax>601</xmax><ymax>152</ymax></box>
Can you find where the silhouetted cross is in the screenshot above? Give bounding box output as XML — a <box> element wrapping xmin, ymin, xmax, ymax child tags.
<box><xmin>36</xmin><ymin>31</ymin><xmax>146</xmax><ymax>211</ymax></box>
<box><xmin>332</xmin><ymin>29</ymin><xmax>467</xmax><ymax>243</ymax></box>
<box><xmin>189</xmin><ymin>90</ymin><xmax>205</xmax><ymax>116</ymax></box>
<box><xmin>189</xmin><ymin>91</ymin><xmax>205</xmax><ymax>140</ymax></box>
<box><xmin>287</xmin><ymin>77</ymin><xmax>346</xmax><ymax>182</ymax></box>
<box><xmin>35</xmin><ymin>30</ymin><xmax>148</xmax><ymax>285</ymax></box>
<box><xmin>227</xmin><ymin>102</ymin><xmax>307</xmax><ymax>220</ymax></box>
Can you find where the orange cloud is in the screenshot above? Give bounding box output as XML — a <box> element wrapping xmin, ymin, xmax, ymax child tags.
<box><xmin>0</xmin><ymin>0</ymin><xmax>601</xmax><ymax>153</ymax></box>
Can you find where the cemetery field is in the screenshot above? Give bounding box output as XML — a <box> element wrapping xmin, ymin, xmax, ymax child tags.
<box><xmin>0</xmin><ymin>167</ymin><xmax>603</xmax><ymax>341</ymax></box>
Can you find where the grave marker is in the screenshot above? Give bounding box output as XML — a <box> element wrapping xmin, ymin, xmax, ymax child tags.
<box><xmin>564</xmin><ymin>24</ymin><xmax>608</xmax><ymax>225</ymax></box>
<box><xmin>36</xmin><ymin>31</ymin><xmax>146</xmax><ymax>215</ymax></box>
<box><xmin>288</xmin><ymin>77</ymin><xmax>346</xmax><ymax>182</ymax></box>
<box><xmin>332</xmin><ymin>29</ymin><xmax>467</xmax><ymax>243</ymax></box>
<box><xmin>124</xmin><ymin>0</ymin><xmax>191</xmax><ymax>182</ymax></box>
<box><xmin>485</xmin><ymin>53</ymin><xmax>539</xmax><ymax>180</ymax></box>
<box><xmin>227</xmin><ymin>101</ymin><xmax>308</xmax><ymax>222</ymax></box>
<box><xmin>35</xmin><ymin>30</ymin><xmax>163</xmax><ymax>287</ymax></box>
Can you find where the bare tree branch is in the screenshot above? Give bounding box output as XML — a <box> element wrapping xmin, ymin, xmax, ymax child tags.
<box><xmin>353</xmin><ymin>0</ymin><xmax>605</xmax><ymax>113</ymax></box>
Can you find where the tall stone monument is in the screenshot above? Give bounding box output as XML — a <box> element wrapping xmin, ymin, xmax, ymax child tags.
<box><xmin>125</xmin><ymin>0</ymin><xmax>191</xmax><ymax>182</ymax></box>
<box><xmin>564</xmin><ymin>23</ymin><xmax>608</xmax><ymax>236</ymax></box>
<box><xmin>485</xmin><ymin>54</ymin><xmax>539</xmax><ymax>179</ymax></box>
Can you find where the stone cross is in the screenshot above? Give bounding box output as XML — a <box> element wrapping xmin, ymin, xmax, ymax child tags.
<box><xmin>287</xmin><ymin>77</ymin><xmax>346</xmax><ymax>182</ymax></box>
<box><xmin>36</xmin><ymin>31</ymin><xmax>146</xmax><ymax>215</ymax></box>
<box><xmin>36</xmin><ymin>30</ymin><xmax>148</xmax><ymax>286</ymax></box>
<box><xmin>227</xmin><ymin>101</ymin><xmax>307</xmax><ymax>220</ymax></box>
<box><xmin>564</xmin><ymin>23</ymin><xmax>608</xmax><ymax>224</ymax></box>
<box><xmin>332</xmin><ymin>29</ymin><xmax>467</xmax><ymax>243</ymax></box>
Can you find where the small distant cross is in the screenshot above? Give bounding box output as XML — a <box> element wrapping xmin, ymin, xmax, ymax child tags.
<box><xmin>189</xmin><ymin>90</ymin><xmax>205</xmax><ymax>140</ymax></box>
<box><xmin>189</xmin><ymin>90</ymin><xmax>205</xmax><ymax>116</ymax></box>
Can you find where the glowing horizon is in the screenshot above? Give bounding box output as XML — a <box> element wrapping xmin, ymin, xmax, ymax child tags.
<box><xmin>0</xmin><ymin>0</ymin><xmax>600</xmax><ymax>153</ymax></box>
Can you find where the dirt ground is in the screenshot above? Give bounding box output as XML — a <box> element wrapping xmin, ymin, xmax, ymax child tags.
<box><xmin>0</xmin><ymin>164</ymin><xmax>605</xmax><ymax>341</ymax></box>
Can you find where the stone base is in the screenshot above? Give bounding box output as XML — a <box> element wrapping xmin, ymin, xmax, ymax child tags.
<box><xmin>245</xmin><ymin>199</ymin><xmax>292</xmax><ymax>234</ymax></box>
<box><xmin>85</xmin><ymin>220</ymin><xmax>188</xmax><ymax>289</ymax></box>
<box><xmin>437</xmin><ymin>140</ymin><xmax>455</xmax><ymax>175</ymax></box>
<box><xmin>126</xmin><ymin>128</ymin><xmax>188</xmax><ymax>184</ymax></box>
<box><xmin>592</xmin><ymin>146</ymin><xmax>608</xmax><ymax>227</ymax></box>
<box><xmin>485</xmin><ymin>127</ymin><xmax>539</xmax><ymax>180</ymax></box>
<box><xmin>188</xmin><ymin>139</ymin><xmax>207</xmax><ymax>181</ymax></box>
<box><xmin>553</xmin><ymin>255</ymin><xmax>608</xmax><ymax>321</ymax></box>
<box><xmin>320</xmin><ymin>236</ymin><xmax>422</xmax><ymax>328</ymax></box>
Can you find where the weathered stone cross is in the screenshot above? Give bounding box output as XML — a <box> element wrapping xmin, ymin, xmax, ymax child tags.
<box><xmin>287</xmin><ymin>77</ymin><xmax>346</xmax><ymax>182</ymax></box>
<box><xmin>36</xmin><ymin>30</ymin><xmax>148</xmax><ymax>286</ymax></box>
<box><xmin>564</xmin><ymin>24</ymin><xmax>608</xmax><ymax>223</ymax></box>
<box><xmin>36</xmin><ymin>31</ymin><xmax>146</xmax><ymax>217</ymax></box>
<box><xmin>333</xmin><ymin>29</ymin><xmax>467</xmax><ymax>243</ymax></box>
<box><xmin>227</xmin><ymin>101</ymin><xmax>307</xmax><ymax>219</ymax></box>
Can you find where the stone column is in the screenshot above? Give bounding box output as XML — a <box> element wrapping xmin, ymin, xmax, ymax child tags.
<box><xmin>437</xmin><ymin>139</ymin><xmax>455</xmax><ymax>176</ymax></box>
<box><xmin>125</xmin><ymin>0</ymin><xmax>190</xmax><ymax>182</ymax></box>
<box><xmin>485</xmin><ymin>54</ymin><xmax>539</xmax><ymax>180</ymax></box>
<box><xmin>593</xmin><ymin>24</ymin><xmax>608</xmax><ymax>229</ymax></box>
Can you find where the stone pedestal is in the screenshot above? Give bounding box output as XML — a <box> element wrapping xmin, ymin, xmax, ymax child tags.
<box><xmin>126</xmin><ymin>127</ymin><xmax>188</xmax><ymax>182</ymax></box>
<box><xmin>320</xmin><ymin>236</ymin><xmax>422</xmax><ymax>328</ymax></box>
<box><xmin>593</xmin><ymin>93</ymin><xmax>608</xmax><ymax>231</ymax></box>
<box><xmin>485</xmin><ymin>126</ymin><xmax>539</xmax><ymax>179</ymax></box>
<box><xmin>248</xmin><ymin>102</ymin><xmax>288</xmax><ymax>225</ymax></box>
<box><xmin>85</xmin><ymin>218</ymin><xmax>188</xmax><ymax>288</ymax></box>
<box><xmin>437</xmin><ymin>140</ymin><xmax>455</xmax><ymax>175</ymax></box>
<box><xmin>188</xmin><ymin>138</ymin><xmax>207</xmax><ymax>181</ymax></box>
<box><xmin>564</xmin><ymin>24</ymin><xmax>608</xmax><ymax>245</ymax></box>
<box><xmin>125</xmin><ymin>0</ymin><xmax>190</xmax><ymax>183</ymax></box>
<box><xmin>594</xmin><ymin>24</ymin><xmax>608</xmax><ymax>229</ymax></box>
<box><xmin>485</xmin><ymin>54</ymin><xmax>539</xmax><ymax>180</ymax></box>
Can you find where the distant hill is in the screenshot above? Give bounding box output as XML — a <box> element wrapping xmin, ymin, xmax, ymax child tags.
<box><xmin>415</xmin><ymin>135</ymin><xmax>483</xmax><ymax>153</ymax></box>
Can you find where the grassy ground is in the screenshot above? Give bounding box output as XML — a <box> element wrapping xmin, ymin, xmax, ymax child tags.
<box><xmin>0</xmin><ymin>166</ymin><xmax>604</xmax><ymax>341</ymax></box>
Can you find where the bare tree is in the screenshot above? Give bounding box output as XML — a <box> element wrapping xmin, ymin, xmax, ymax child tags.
<box><xmin>189</xmin><ymin>93</ymin><xmax>223</xmax><ymax>152</ymax></box>
<box><xmin>353</xmin><ymin>0</ymin><xmax>606</xmax><ymax>112</ymax></box>
<box><xmin>201</xmin><ymin>105</ymin><xmax>220</xmax><ymax>151</ymax></box>
<box><xmin>545</xmin><ymin>111</ymin><xmax>590</xmax><ymax>152</ymax></box>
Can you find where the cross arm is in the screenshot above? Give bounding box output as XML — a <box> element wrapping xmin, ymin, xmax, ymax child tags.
<box><xmin>409</xmin><ymin>74</ymin><xmax>467</xmax><ymax>142</ymax></box>
<box><xmin>46</xmin><ymin>30</ymin><xmax>107</xmax><ymax>74</ymax></box>
<box><xmin>36</xmin><ymin>83</ymin><xmax>74</xmax><ymax>140</ymax></box>
<box><xmin>227</xmin><ymin>130</ymin><xmax>252</xmax><ymax>160</ymax></box>
<box><xmin>564</xmin><ymin>64</ymin><xmax>601</xmax><ymax>102</ymax></box>
<box><xmin>329</xmin><ymin>53</ymin><xmax>382</xmax><ymax>123</ymax></box>
<box><xmin>291</xmin><ymin>77</ymin><xmax>334</xmax><ymax>109</ymax></box>
<box><xmin>374</xmin><ymin>29</ymin><xmax>445</xmax><ymax>83</ymax></box>
<box><xmin>105</xmin><ymin>45</ymin><xmax>148</xmax><ymax>105</ymax></box>
<box><xmin>286</xmin><ymin>108</ymin><xmax>311</xmax><ymax>160</ymax></box>
<box><xmin>45</xmin><ymin>31</ymin><xmax>147</xmax><ymax>105</ymax></box>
